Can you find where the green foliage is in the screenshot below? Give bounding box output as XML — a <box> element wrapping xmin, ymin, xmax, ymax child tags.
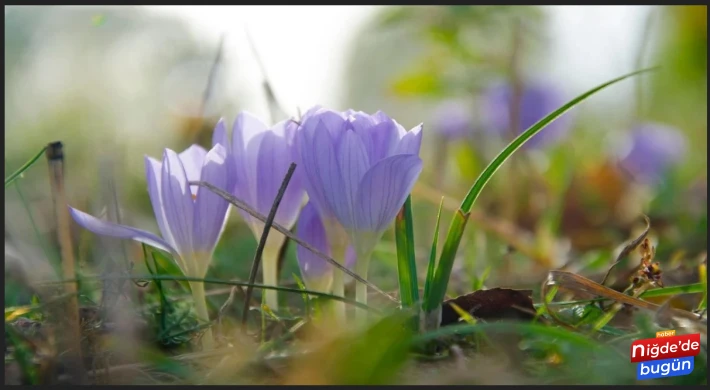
<box><xmin>395</xmin><ymin>196</ymin><xmax>419</xmax><ymax>309</ymax></box>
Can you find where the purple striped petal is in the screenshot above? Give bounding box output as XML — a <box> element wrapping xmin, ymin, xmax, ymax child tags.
<box><xmin>212</xmin><ymin>119</ymin><xmax>230</xmax><ymax>154</ymax></box>
<box><xmin>161</xmin><ymin>149</ymin><xmax>195</xmax><ymax>258</ymax></box>
<box><xmin>255</xmin><ymin>131</ymin><xmax>303</xmax><ymax>229</ymax></box>
<box><xmin>337</xmin><ymin>130</ymin><xmax>370</xmax><ymax>229</ymax></box>
<box><xmin>178</xmin><ymin>145</ymin><xmax>208</xmax><ymax>197</ymax></box>
<box><xmin>144</xmin><ymin>156</ymin><xmax>176</xmax><ymax>249</ymax></box>
<box><xmin>192</xmin><ymin>144</ymin><xmax>230</xmax><ymax>257</ymax></box>
<box><xmin>391</xmin><ymin>124</ymin><xmax>423</xmax><ymax>156</ymax></box>
<box><xmin>312</xmin><ymin>120</ymin><xmax>349</xmax><ymax>225</ymax></box>
<box><xmin>355</xmin><ymin>154</ymin><xmax>423</xmax><ymax>234</ymax></box>
<box><xmin>69</xmin><ymin>207</ymin><xmax>177</xmax><ymax>256</ymax></box>
<box><xmin>296</xmin><ymin>202</ymin><xmax>332</xmax><ymax>280</ymax></box>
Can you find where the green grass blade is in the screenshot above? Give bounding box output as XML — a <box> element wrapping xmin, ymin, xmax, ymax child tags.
<box><xmin>422</xmin><ymin>197</ymin><xmax>444</xmax><ymax>312</ymax></box>
<box><xmin>292</xmin><ymin>272</ymin><xmax>311</xmax><ymax>319</ymax></box>
<box><xmin>5</xmin><ymin>145</ymin><xmax>48</xmax><ymax>188</ymax></box>
<box><xmin>459</xmin><ymin>67</ymin><xmax>658</xmax><ymax>212</ymax></box>
<box><xmin>424</xmin><ymin>209</ymin><xmax>469</xmax><ymax>312</ymax></box>
<box><xmin>426</xmin><ymin>67</ymin><xmax>658</xmax><ymax>313</ymax></box>
<box><xmin>637</xmin><ymin>282</ymin><xmax>705</xmax><ymax>298</ymax></box>
<box><xmin>43</xmin><ymin>274</ymin><xmax>381</xmax><ymax>314</ymax></box>
<box><xmin>394</xmin><ymin>195</ymin><xmax>419</xmax><ymax>308</ymax></box>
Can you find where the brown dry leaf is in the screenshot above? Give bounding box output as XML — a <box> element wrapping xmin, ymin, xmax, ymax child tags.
<box><xmin>440</xmin><ymin>288</ymin><xmax>536</xmax><ymax>326</ymax></box>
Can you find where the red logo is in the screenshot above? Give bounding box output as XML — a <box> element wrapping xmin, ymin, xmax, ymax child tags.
<box><xmin>630</xmin><ymin>333</ymin><xmax>701</xmax><ymax>363</ymax></box>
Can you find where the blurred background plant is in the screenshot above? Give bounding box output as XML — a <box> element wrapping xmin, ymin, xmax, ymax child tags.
<box><xmin>4</xmin><ymin>5</ymin><xmax>706</xmax><ymax>385</ymax></box>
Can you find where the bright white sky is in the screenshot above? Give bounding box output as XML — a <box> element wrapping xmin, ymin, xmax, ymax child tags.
<box><xmin>149</xmin><ymin>6</ymin><xmax>651</xmax><ymax>119</ymax></box>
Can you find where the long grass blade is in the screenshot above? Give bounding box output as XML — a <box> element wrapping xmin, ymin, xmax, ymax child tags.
<box><xmin>395</xmin><ymin>195</ymin><xmax>419</xmax><ymax>308</ymax></box>
<box><xmin>39</xmin><ymin>274</ymin><xmax>381</xmax><ymax>314</ymax></box>
<box><xmin>426</xmin><ymin>67</ymin><xmax>659</xmax><ymax>314</ymax></box>
<box><xmin>422</xmin><ymin>197</ymin><xmax>444</xmax><ymax>312</ymax></box>
<box><xmin>5</xmin><ymin>145</ymin><xmax>48</xmax><ymax>188</ymax></box>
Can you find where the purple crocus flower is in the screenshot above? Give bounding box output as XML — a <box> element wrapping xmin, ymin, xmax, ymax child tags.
<box><xmin>616</xmin><ymin>122</ymin><xmax>688</xmax><ymax>186</ymax></box>
<box><xmin>69</xmin><ymin>134</ymin><xmax>233</xmax><ymax>350</ymax></box>
<box><xmin>481</xmin><ymin>81</ymin><xmax>572</xmax><ymax>148</ymax></box>
<box><xmin>213</xmin><ymin>111</ymin><xmax>304</xmax><ymax>239</ymax></box>
<box><xmin>295</xmin><ymin>106</ymin><xmax>423</xmax><ymax>310</ymax></box>
<box><xmin>431</xmin><ymin>100</ymin><xmax>473</xmax><ymax>140</ymax></box>
<box><xmin>296</xmin><ymin>202</ymin><xmax>356</xmax><ymax>294</ymax></box>
<box><xmin>213</xmin><ymin>111</ymin><xmax>305</xmax><ymax>309</ymax></box>
<box><xmin>296</xmin><ymin>106</ymin><xmax>423</xmax><ymax>251</ymax></box>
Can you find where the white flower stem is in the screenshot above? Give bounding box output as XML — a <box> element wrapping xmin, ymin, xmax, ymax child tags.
<box><xmin>261</xmin><ymin>242</ymin><xmax>282</xmax><ymax>311</ymax></box>
<box><xmin>190</xmin><ymin>281</ymin><xmax>214</xmax><ymax>351</ymax></box>
<box><xmin>355</xmin><ymin>251</ymin><xmax>373</xmax><ymax>324</ymax></box>
<box><xmin>330</xmin><ymin>243</ymin><xmax>347</xmax><ymax>322</ymax></box>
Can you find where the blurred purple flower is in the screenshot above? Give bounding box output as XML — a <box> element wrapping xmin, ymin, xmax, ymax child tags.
<box><xmin>616</xmin><ymin>122</ymin><xmax>688</xmax><ymax>185</ymax></box>
<box><xmin>70</xmin><ymin>142</ymin><xmax>232</xmax><ymax>278</ymax></box>
<box><xmin>481</xmin><ymin>81</ymin><xmax>572</xmax><ymax>148</ymax></box>
<box><xmin>431</xmin><ymin>100</ymin><xmax>473</xmax><ymax>140</ymax></box>
<box><xmin>296</xmin><ymin>202</ymin><xmax>356</xmax><ymax>293</ymax></box>
<box><xmin>212</xmin><ymin>112</ymin><xmax>305</xmax><ymax>237</ymax></box>
<box><xmin>295</xmin><ymin>106</ymin><xmax>424</xmax><ymax>254</ymax></box>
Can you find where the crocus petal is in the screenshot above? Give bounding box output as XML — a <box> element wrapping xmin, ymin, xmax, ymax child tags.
<box><xmin>161</xmin><ymin>149</ymin><xmax>195</xmax><ymax>258</ymax></box>
<box><xmin>69</xmin><ymin>207</ymin><xmax>177</xmax><ymax>256</ymax></box>
<box><xmin>144</xmin><ymin>156</ymin><xmax>176</xmax><ymax>250</ymax></box>
<box><xmin>192</xmin><ymin>144</ymin><xmax>230</xmax><ymax>259</ymax></box>
<box><xmin>367</xmin><ymin>120</ymin><xmax>402</xmax><ymax>162</ymax></box>
<box><xmin>178</xmin><ymin>145</ymin><xmax>208</xmax><ymax>196</ymax></box>
<box><xmin>296</xmin><ymin>202</ymin><xmax>332</xmax><ymax>280</ymax></box>
<box><xmin>337</xmin><ymin>130</ymin><xmax>370</xmax><ymax>229</ymax></box>
<box><xmin>255</xmin><ymin>131</ymin><xmax>303</xmax><ymax>229</ymax></box>
<box><xmin>355</xmin><ymin>154</ymin><xmax>423</xmax><ymax>235</ymax></box>
<box><xmin>391</xmin><ymin>124</ymin><xmax>423</xmax><ymax>156</ymax></box>
<box><xmin>232</xmin><ymin>111</ymin><xmax>268</xmax><ymax>153</ymax></box>
<box><xmin>303</xmin><ymin>109</ymin><xmax>346</xmax><ymax>140</ymax></box>
<box><xmin>312</xmin><ymin>120</ymin><xmax>349</xmax><ymax>225</ymax></box>
<box><xmin>212</xmin><ymin>119</ymin><xmax>230</xmax><ymax>153</ymax></box>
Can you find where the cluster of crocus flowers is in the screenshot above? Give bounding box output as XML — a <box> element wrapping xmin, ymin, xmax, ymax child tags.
<box><xmin>480</xmin><ymin>81</ymin><xmax>572</xmax><ymax>149</ymax></box>
<box><xmin>70</xmin><ymin>140</ymin><xmax>233</xmax><ymax>350</ymax></box>
<box><xmin>70</xmin><ymin>105</ymin><xmax>424</xmax><ymax>345</ymax></box>
<box><xmin>294</xmin><ymin>106</ymin><xmax>423</xmax><ymax>319</ymax></box>
<box><xmin>614</xmin><ymin>122</ymin><xmax>688</xmax><ymax>186</ymax></box>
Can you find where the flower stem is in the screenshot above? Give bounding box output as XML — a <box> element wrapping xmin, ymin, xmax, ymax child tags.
<box><xmin>190</xmin><ymin>281</ymin><xmax>214</xmax><ymax>351</ymax></box>
<box><xmin>355</xmin><ymin>251</ymin><xmax>372</xmax><ymax>324</ymax></box>
<box><xmin>261</xmin><ymin>242</ymin><xmax>282</xmax><ymax>311</ymax></box>
<box><xmin>330</xmin><ymin>243</ymin><xmax>347</xmax><ymax>322</ymax></box>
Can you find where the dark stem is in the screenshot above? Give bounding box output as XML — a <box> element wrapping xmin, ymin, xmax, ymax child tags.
<box><xmin>45</xmin><ymin>141</ymin><xmax>87</xmax><ymax>384</ymax></box>
<box><xmin>241</xmin><ymin>163</ymin><xmax>297</xmax><ymax>330</ymax></box>
<box><xmin>188</xmin><ymin>180</ymin><xmax>398</xmax><ymax>303</ymax></box>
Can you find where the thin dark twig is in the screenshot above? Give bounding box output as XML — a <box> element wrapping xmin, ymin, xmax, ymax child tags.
<box><xmin>241</xmin><ymin>163</ymin><xmax>297</xmax><ymax>330</ymax></box>
<box><xmin>189</xmin><ymin>180</ymin><xmax>399</xmax><ymax>303</ymax></box>
<box><xmin>600</xmin><ymin>215</ymin><xmax>651</xmax><ymax>287</ymax></box>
